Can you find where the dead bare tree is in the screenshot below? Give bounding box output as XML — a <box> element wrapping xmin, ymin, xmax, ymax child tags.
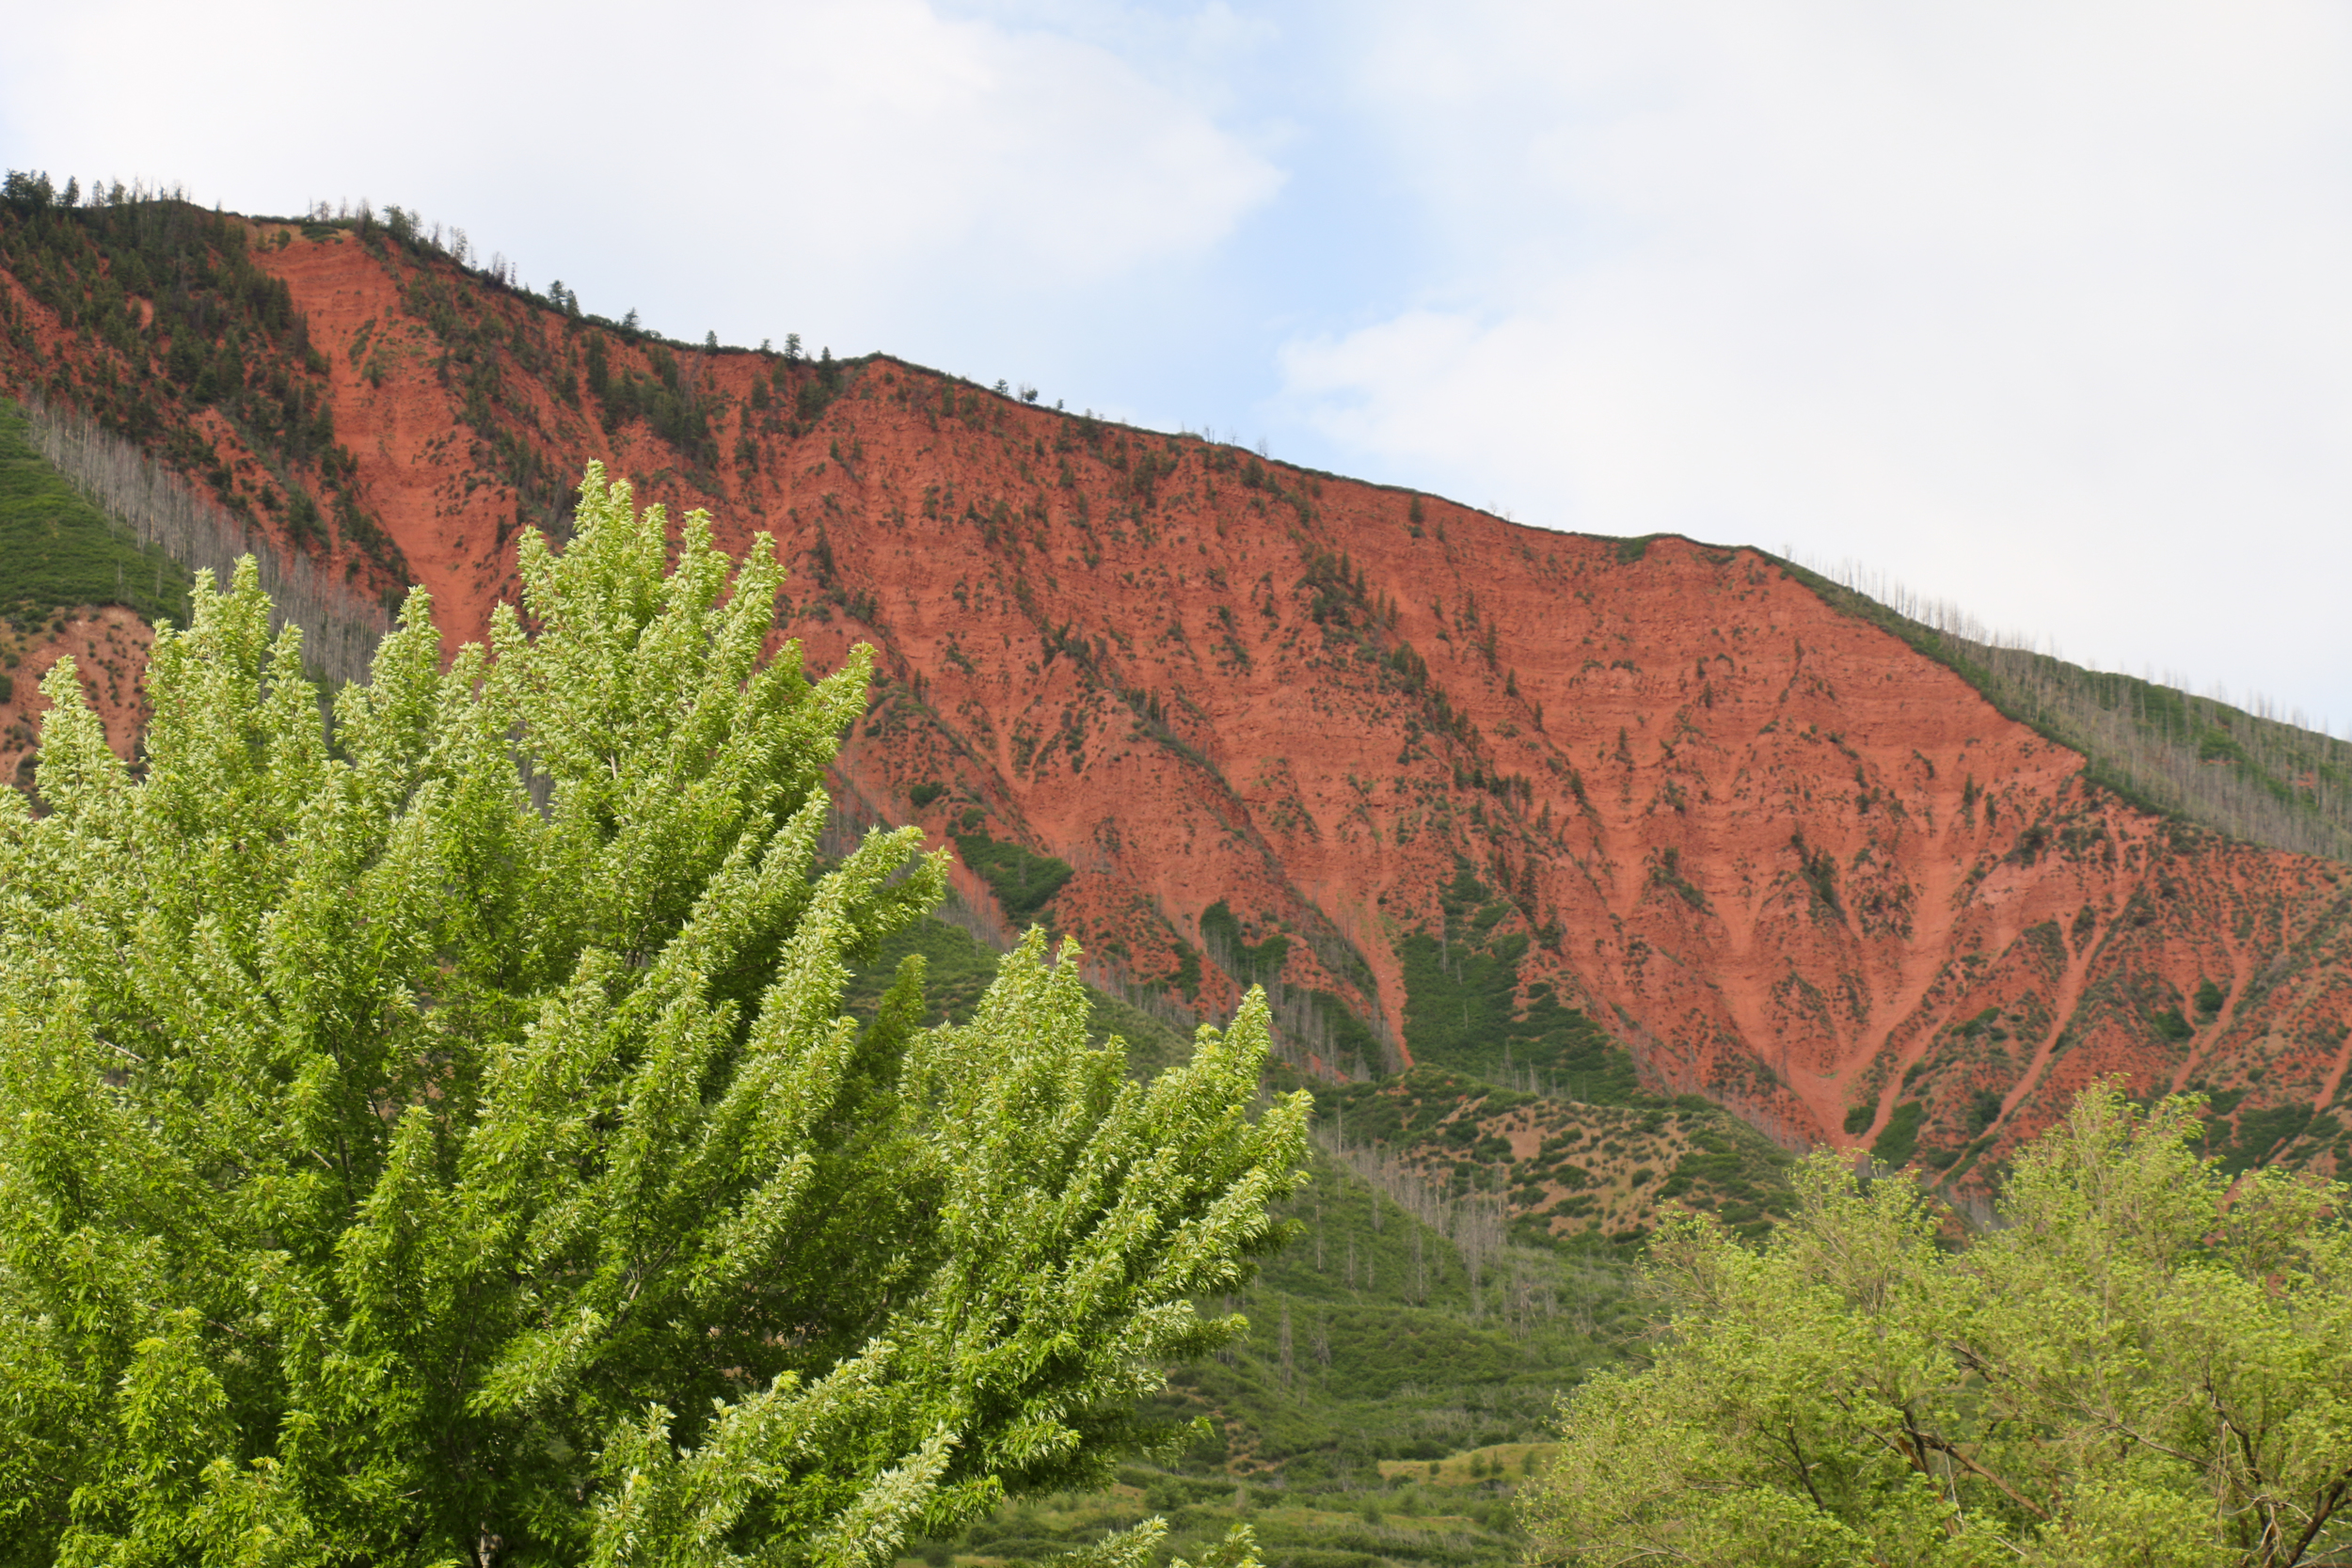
<box><xmin>21</xmin><ymin>394</ymin><xmax>392</xmax><ymax>688</ymax></box>
<box><xmin>1798</xmin><ymin>553</ymin><xmax>2352</xmax><ymax>863</ymax></box>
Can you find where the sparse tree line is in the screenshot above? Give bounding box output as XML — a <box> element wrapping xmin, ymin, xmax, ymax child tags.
<box><xmin>1801</xmin><ymin>557</ymin><xmax>2352</xmax><ymax>863</ymax></box>
<box><xmin>1316</xmin><ymin>1124</ymin><xmax>1521</xmax><ymax>1317</ymax></box>
<box><xmin>21</xmin><ymin>391</ymin><xmax>389</xmax><ymax>686</ymax></box>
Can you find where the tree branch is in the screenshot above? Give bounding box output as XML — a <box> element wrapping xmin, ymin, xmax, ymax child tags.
<box><xmin>1911</xmin><ymin>1432</ymin><xmax>2051</xmax><ymax>1522</ymax></box>
<box><xmin>2281</xmin><ymin>1471</ymin><xmax>2351</xmax><ymax>1568</ymax></box>
<box><xmin>1782</xmin><ymin>1422</ymin><xmax>1828</xmax><ymax>1513</ymax></box>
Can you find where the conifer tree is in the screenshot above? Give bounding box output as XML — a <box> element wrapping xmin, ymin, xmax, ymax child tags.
<box><xmin>0</xmin><ymin>465</ymin><xmax>1305</xmax><ymax>1566</ymax></box>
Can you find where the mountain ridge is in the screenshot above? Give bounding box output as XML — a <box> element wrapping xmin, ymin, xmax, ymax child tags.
<box><xmin>2</xmin><ymin>190</ymin><xmax>2347</xmax><ymax>1197</ymax></box>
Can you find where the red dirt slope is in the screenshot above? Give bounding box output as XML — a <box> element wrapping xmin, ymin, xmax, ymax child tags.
<box><xmin>0</xmin><ymin>607</ymin><xmax>155</xmax><ymax>788</ymax></box>
<box><xmin>4</xmin><ymin>210</ymin><xmax>2345</xmax><ymax>1183</ymax></box>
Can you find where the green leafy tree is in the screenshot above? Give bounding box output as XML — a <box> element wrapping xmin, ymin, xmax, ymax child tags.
<box><xmin>0</xmin><ymin>465</ymin><xmax>1306</xmax><ymax>1566</ymax></box>
<box><xmin>1522</xmin><ymin>1085</ymin><xmax>2352</xmax><ymax>1567</ymax></box>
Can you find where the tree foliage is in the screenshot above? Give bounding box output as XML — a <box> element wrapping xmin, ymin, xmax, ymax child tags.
<box><xmin>0</xmin><ymin>465</ymin><xmax>1307</xmax><ymax>1566</ymax></box>
<box><xmin>1522</xmin><ymin>1086</ymin><xmax>2352</xmax><ymax>1567</ymax></box>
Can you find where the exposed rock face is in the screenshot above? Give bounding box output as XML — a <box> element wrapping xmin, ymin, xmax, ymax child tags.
<box><xmin>4</xmin><ymin>213</ymin><xmax>2346</xmax><ymax>1180</ymax></box>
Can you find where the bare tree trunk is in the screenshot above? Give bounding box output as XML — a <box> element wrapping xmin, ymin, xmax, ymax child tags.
<box><xmin>21</xmin><ymin>393</ymin><xmax>394</xmax><ymax>689</ymax></box>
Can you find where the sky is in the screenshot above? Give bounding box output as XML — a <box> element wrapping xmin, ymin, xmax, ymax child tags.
<box><xmin>5</xmin><ymin>0</ymin><xmax>2349</xmax><ymax>732</ymax></box>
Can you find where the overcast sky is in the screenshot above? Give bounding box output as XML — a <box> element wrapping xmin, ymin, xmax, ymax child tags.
<box><xmin>6</xmin><ymin>0</ymin><xmax>2349</xmax><ymax>732</ymax></box>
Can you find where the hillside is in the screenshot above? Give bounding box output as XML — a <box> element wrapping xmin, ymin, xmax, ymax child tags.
<box><xmin>2</xmin><ymin>188</ymin><xmax>2348</xmax><ymax>1206</ymax></box>
<box><xmin>839</xmin><ymin>910</ymin><xmax>1668</xmax><ymax>1535</ymax></box>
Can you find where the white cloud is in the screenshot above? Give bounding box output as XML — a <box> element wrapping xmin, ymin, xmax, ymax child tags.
<box><xmin>1279</xmin><ymin>0</ymin><xmax>2352</xmax><ymax>726</ymax></box>
<box><xmin>0</xmin><ymin>0</ymin><xmax>1279</xmax><ymax>349</ymax></box>
<box><xmin>6</xmin><ymin>0</ymin><xmax>2351</xmax><ymax>725</ymax></box>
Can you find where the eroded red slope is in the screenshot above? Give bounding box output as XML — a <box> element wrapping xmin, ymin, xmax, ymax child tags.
<box><xmin>6</xmin><ymin>218</ymin><xmax>2346</xmax><ymax>1179</ymax></box>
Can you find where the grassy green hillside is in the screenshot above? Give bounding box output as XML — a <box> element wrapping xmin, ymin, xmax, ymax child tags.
<box><xmin>888</xmin><ymin>1115</ymin><xmax>1629</xmax><ymax>1568</ymax></box>
<box><xmin>847</xmin><ymin>915</ymin><xmax>1793</xmax><ymax>1568</ymax></box>
<box><xmin>0</xmin><ymin>397</ymin><xmax>189</xmax><ymax>634</ymax></box>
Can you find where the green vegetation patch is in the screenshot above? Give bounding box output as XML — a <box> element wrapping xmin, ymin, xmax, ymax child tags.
<box><xmin>1870</xmin><ymin>1099</ymin><xmax>1926</xmax><ymax>1167</ymax></box>
<box><xmin>1202</xmin><ymin>898</ymin><xmax>1290</xmax><ymax>982</ymax></box>
<box><xmin>1399</xmin><ymin>865</ymin><xmax>1641</xmax><ymax>1098</ymax></box>
<box><xmin>0</xmin><ymin>399</ymin><xmax>189</xmax><ymax>627</ymax></box>
<box><xmin>1658</xmin><ymin>1127</ymin><xmax>1798</xmax><ymax>1240</ymax></box>
<box><xmin>1298</xmin><ymin>1068</ymin><xmax>1794</xmax><ymax>1248</ymax></box>
<box><xmin>917</xmin><ymin>1456</ymin><xmax>1531</xmax><ymax>1568</ymax></box>
<box><xmin>954</xmin><ymin>829</ymin><xmax>1075</xmax><ymax>923</ymax></box>
<box><xmin>2213</xmin><ymin>1101</ymin><xmax>2314</xmax><ymax>1177</ymax></box>
<box><xmin>1143</xmin><ymin>1136</ymin><xmax>1641</xmax><ymax>1487</ymax></box>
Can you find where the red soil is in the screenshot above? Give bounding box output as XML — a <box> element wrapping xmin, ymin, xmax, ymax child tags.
<box><xmin>0</xmin><ymin>607</ymin><xmax>156</xmax><ymax>786</ymax></box>
<box><xmin>5</xmin><ymin>228</ymin><xmax>2347</xmax><ymax>1177</ymax></box>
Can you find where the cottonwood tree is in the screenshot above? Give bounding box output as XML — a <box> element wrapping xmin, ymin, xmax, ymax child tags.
<box><xmin>0</xmin><ymin>465</ymin><xmax>1305</xmax><ymax>1567</ymax></box>
<box><xmin>1521</xmin><ymin>1086</ymin><xmax>2352</xmax><ymax>1567</ymax></box>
